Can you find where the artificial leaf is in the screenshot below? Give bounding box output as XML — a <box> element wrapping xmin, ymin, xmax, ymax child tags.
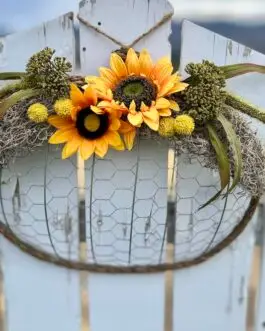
<box><xmin>0</xmin><ymin>72</ymin><xmax>26</xmax><ymax>80</ymax></box>
<box><xmin>0</xmin><ymin>82</ymin><xmax>23</xmax><ymax>99</ymax></box>
<box><xmin>219</xmin><ymin>63</ymin><xmax>265</xmax><ymax>79</ymax></box>
<box><xmin>0</xmin><ymin>89</ymin><xmax>41</xmax><ymax>119</ymax></box>
<box><xmin>217</xmin><ymin>113</ymin><xmax>242</xmax><ymax>192</ymax></box>
<box><xmin>199</xmin><ymin>124</ymin><xmax>230</xmax><ymax>210</ymax></box>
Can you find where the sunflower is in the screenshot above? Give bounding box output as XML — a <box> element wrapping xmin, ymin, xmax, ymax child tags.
<box><xmin>84</xmin><ymin>48</ymin><xmax>188</xmax><ymax>134</ymax></box>
<box><xmin>48</xmin><ymin>84</ymin><xmax>124</xmax><ymax>160</ymax></box>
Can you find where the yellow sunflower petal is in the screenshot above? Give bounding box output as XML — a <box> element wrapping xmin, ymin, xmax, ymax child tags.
<box><xmin>99</xmin><ymin>67</ymin><xmax>118</xmax><ymax>89</ymax></box>
<box><xmin>90</xmin><ymin>105</ymin><xmax>105</xmax><ymax>115</ymax></box>
<box><xmin>70</xmin><ymin>83</ymin><xmax>87</xmax><ymax>108</ymax></box>
<box><xmin>157</xmin><ymin>81</ymin><xmax>175</xmax><ymax>98</ymax></box>
<box><xmin>152</xmin><ymin>57</ymin><xmax>173</xmax><ymax>83</ymax></box>
<box><xmin>80</xmin><ymin>140</ymin><xmax>95</xmax><ymax>160</ymax></box>
<box><xmin>48</xmin><ymin>115</ymin><xmax>74</xmax><ymax>129</ymax></box>
<box><xmin>109</xmin><ymin>116</ymin><xmax>121</xmax><ymax>131</ymax></box>
<box><xmin>167</xmin><ymin>82</ymin><xmax>189</xmax><ymax>95</ymax></box>
<box><xmin>123</xmin><ymin>128</ymin><xmax>136</xmax><ymax>151</ymax></box>
<box><xmin>128</xmin><ymin>112</ymin><xmax>143</xmax><ymax>126</ymax></box>
<box><xmin>105</xmin><ymin>131</ymin><xmax>124</xmax><ymax>148</ymax></box>
<box><xmin>169</xmin><ymin>100</ymin><xmax>180</xmax><ymax>111</ymax></box>
<box><xmin>140</xmin><ymin>101</ymin><xmax>149</xmax><ymax>112</ymax></box>
<box><xmin>84</xmin><ymin>86</ymin><xmax>98</xmax><ymax>106</ymax></box>
<box><xmin>110</xmin><ymin>53</ymin><xmax>128</xmax><ymax>78</ymax></box>
<box><xmin>119</xmin><ymin>120</ymin><xmax>134</xmax><ymax>134</ymax></box>
<box><xmin>129</xmin><ymin>100</ymin><xmax>137</xmax><ymax>114</ymax></box>
<box><xmin>84</xmin><ymin>76</ymin><xmax>107</xmax><ymax>94</ymax></box>
<box><xmin>62</xmin><ymin>136</ymin><xmax>82</xmax><ymax>159</ymax></box>
<box><xmin>142</xmin><ymin>107</ymin><xmax>159</xmax><ymax>131</ymax></box>
<box><xmin>106</xmin><ymin>89</ymin><xmax>113</xmax><ymax>100</ymax></box>
<box><xmin>85</xmin><ymin>75</ymin><xmax>101</xmax><ymax>84</ymax></box>
<box><xmin>49</xmin><ymin>129</ymin><xmax>75</xmax><ymax>144</ymax></box>
<box><xmin>157</xmin><ymin>108</ymin><xmax>171</xmax><ymax>117</ymax></box>
<box><xmin>139</xmin><ymin>49</ymin><xmax>153</xmax><ymax>77</ymax></box>
<box><xmin>126</xmin><ymin>48</ymin><xmax>140</xmax><ymax>75</ymax></box>
<box><xmin>155</xmin><ymin>97</ymin><xmax>171</xmax><ymax>109</ymax></box>
<box><xmin>113</xmin><ymin>143</ymin><xmax>125</xmax><ymax>151</ymax></box>
<box><xmin>95</xmin><ymin>138</ymin><xmax>109</xmax><ymax>158</ymax></box>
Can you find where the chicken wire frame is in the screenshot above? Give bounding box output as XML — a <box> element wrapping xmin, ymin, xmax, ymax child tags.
<box><xmin>0</xmin><ymin>0</ymin><xmax>260</xmax><ymax>275</ymax></box>
<box><xmin>0</xmin><ymin>138</ymin><xmax>259</xmax><ymax>273</ymax></box>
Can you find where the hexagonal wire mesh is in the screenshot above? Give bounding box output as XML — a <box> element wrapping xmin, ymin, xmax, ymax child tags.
<box><xmin>0</xmin><ymin>138</ymin><xmax>256</xmax><ymax>272</ymax></box>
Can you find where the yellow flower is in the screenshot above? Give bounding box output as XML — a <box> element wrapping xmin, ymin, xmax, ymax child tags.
<box><xmin>174</xmin><ymin>115</ymin><xmax>195</xmax><ymax>135</ymax></box>
<box><xmin>158</xmin><ymin>118</ymin><xmax>175</xmax><ymax>137</ymax></box>
<box><xmin>54</xmin><ymin>98</ymin><xmax>73</xmax><ymax>117</ymax></box>
<box><xmin>84</xmin><ymin>48</ymin><xmax>188</xmax><ymax>147</ymax></box>
<box><xmin>27</xmin><ymin>103</ymin><xmax>48</xmax><ymax>123</ymax></box>
<box><xmin>48</xmin><ymin>84</ymin><xmax>124</xmax><ymax>160</ymax></box>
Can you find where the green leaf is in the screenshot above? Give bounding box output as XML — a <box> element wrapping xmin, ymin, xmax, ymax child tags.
<box><xmin>0</xmin><ymin>82</ymin><xmax>24</xmax><ymax>99</ymax></box>
<box><xmin>0</xmin><ymin>72</ymin><xmax>26</xmax><ymax>80</ymax></box>
<box><xmin>217</xmin><ymin>113</ymin><xmax>242</xmax><ymax>192</ymax></box>
<box><xmin>199</xmin><ymin>124</ymin><xmax>230</xmax><ymax>210</ymax></box>
<box><xmin>0</xmin><ymin>89</ymin><xmax>41</xmax><ymax>119</ymax></box>
<box><xmin>219</xmin><ymin>63</ymin><xmax>265</xmax><ymax>79</ymax></box>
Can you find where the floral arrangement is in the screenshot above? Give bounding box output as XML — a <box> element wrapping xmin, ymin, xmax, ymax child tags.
<box><xmin>1</xmin><ymin>47</ymin><xmax>265</xmax><ymax>207</ymax></box>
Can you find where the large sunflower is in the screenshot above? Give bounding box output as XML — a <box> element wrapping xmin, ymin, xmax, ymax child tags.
<box><xmin>48</xmin><ymin>84</ymin><xmax>124</xmax><ymax>160</ymax></box>
<box><xmin>84</xmin><ymin>48</ymin><xmax>188</xmax><ymax>134</ymax></box>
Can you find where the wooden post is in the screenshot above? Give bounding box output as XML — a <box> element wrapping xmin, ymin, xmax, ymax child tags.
<box><xmin>164</xmin><ymin>148</ymin><xmax>177</xmax><ymax>331</ymax></box>
<box><xmin>77</xmin><ymin>152</ymin><xmax>90</xmax><ymax>331</ymax></box>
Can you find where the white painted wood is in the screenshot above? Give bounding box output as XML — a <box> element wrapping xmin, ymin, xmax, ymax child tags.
<box><xmin>0</xmin><ymin>11</ymin><xmax>78</xmax><ymax>331</ymax></box>
<box><xmin>0</xmin><ymin>12</ymin><xmax>75</xmax><ymax>72</ymax></box>
<box><xmin>0</xmin><ymin>1</ymin><xmax>173</xmax><ymax>331</ymax></box>
<box><xmin>1</xmin><ymin>7</ymin><xmax>265</xmax><ymax>331</ymax></box>
<box><xmin>79</xmin><ymin>0</ymin><xmax>173</xmax><ymax>74</ymax></box>
<box><xmin>178</xmin><ymin>20</ymin><xmax>265</xmax><ymax>331</ymax></box>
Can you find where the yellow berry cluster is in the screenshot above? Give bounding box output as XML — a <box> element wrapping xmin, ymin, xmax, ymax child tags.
<box><xmin>27</xmin><ymin>98</ymin><xmax>73</xmax><ymax>123</ymax></box>
<box><xmin>158</xmin><ymin>115</ymin><xmax>195</xmax><ymax>138</ymax></box>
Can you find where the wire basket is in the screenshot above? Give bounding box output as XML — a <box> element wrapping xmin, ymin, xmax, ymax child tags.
<box><xmin>0</xmin><ymin>138</ymin><xmax>258</xmax><ymax>273</ymax></box>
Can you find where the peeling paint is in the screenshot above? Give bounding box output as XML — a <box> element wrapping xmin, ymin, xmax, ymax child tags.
<box><xmin>79</xmin><ymin>0</ymin><xmax>87</xmax><ymax>9</ymax></box>
<box><xmin>43</xmin><ymin>24</ymin><xmax>47</xmax><ymax>40</ymax></box>
<box><xmin>238</xmin><ymin>276</ymin><xmax>245</xmax><ymax>305</ymax></box>
<box><xmin>227</xmin><ymin>40</ymin><xmax>233</xmax><ymax>56</ymax></box>
<box><xmin>243</xmin><ymin>46</ymin><xmax>252</xmax><ymax>58</ymax></box>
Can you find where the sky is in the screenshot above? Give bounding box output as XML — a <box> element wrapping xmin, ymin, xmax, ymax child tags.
<box><xmin>0</xmin><ymin>0</ymin><xmax>265</xmax><ymax>35</ymax></box>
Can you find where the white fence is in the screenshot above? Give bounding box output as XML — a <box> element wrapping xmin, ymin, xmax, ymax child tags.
<box><xmin>1</xmin><ymin>1</ymin><xmax>265</xmax><ymax>331</ymax></box>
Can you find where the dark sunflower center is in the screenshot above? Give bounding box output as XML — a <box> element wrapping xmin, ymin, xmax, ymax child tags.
<box><xmin>113</xmin><ymin>76</ymin><xmax>157</xmax><ymax>111</ymax></box>
<box><xmin>76</xmin><ymin>108</ymin><xmax>109</xmax><ymax>140</ymax></box>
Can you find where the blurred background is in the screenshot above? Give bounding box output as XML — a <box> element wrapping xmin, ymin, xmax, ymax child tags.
<box><xmin>0</xmin><ymin>0</ymin><xmax>265</xmax><ymax>65</ymax></box>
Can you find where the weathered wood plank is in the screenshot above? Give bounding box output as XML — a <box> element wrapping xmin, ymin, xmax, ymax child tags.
<box><xmin>0</xmin><ymin>12</ymin><xmax>75</xmax><ymax>72</ymax></box>
<box><xmin>79</xmin><ymin>0</ymin><xmax>173</xmax><ymax>74</ymax></box>
<box><xmin>176</xmin><ymin>20</ymin><xmax>265</xmax><ymax>331</ymax></box>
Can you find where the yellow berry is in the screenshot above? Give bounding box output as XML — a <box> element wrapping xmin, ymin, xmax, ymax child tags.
<box><xmin>158</xmin><ymin>118</ymin><xmax>175</xmax><ymax>138</ymax></box>
<box><xmin>174</xmin><ymin>115</ymin><xmax>195</xmax><ymax>135</ymax></box>
<box><xmin>54</xmin><ymin>98</ymin><xmax>73</xmax><ymax>117</ymax></box>
<box><xmin>27</xmin><ymin>103</ymin><xmax>48</xmax><ymax>123</ymax></box>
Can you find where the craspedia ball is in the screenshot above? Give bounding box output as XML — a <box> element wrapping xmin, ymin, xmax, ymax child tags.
<box><xmin>54</xmin><ymin>98</ymin><xmax>73</xmax><ymax>117</ymax></box>
<box><xmin>27</xmin><ymin>103</ymin><xmax>48</xmax><ymax>123</ymax></box>
<box><xmin>158</xmin><ymin>118</ymin><xmax>175</xmax><ymax>138</ymax></box>
<box><xmin>174</xmin><ymin>115</ymin><xmax>195</xmax><ymax>135</ymax></box>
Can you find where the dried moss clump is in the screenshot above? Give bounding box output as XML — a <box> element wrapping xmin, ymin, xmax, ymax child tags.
<box><xmin>22</xmin><ymin>47</ymin><xmax>72</xmax><ymax>100</ymax></box>
<box><xmin>182</xmin><ymin>61</ymin><xmax>226</xmax><ymax>125</ymax></box>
